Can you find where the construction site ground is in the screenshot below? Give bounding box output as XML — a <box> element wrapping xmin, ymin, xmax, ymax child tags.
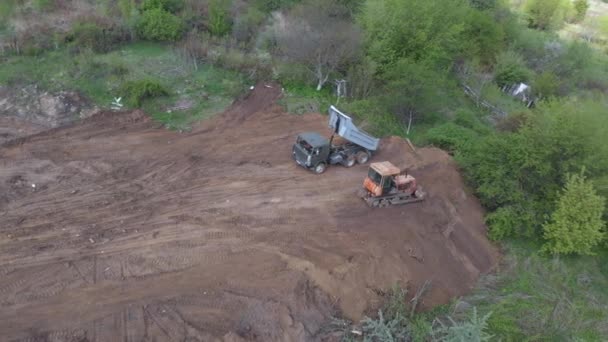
<box><xmin>0</xmin><ymin>85</ymin><xmax>499</xmax><ymax>341</ymax></box>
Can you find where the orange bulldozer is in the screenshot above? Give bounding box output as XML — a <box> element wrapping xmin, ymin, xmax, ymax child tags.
<box><xmin>358</xmin><ymin>161</ymin><xmax>425</xmax><ymax>208</ymax></box>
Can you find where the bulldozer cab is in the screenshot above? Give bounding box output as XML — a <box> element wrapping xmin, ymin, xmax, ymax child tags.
<box><xmin>366</xmin><ymin>162</ymin><xmax>401</xmax><ymax>196</ymax></box>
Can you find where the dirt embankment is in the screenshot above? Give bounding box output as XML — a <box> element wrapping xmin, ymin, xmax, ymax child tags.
<box><xmin>0</xmin><ymin>85</ymin><xmax>499</xmax><ymax>341</ymax></box>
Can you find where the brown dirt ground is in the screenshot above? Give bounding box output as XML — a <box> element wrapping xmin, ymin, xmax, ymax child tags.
<box><xmin>0</xmin><ymin>85</ymin><xmax>499</xmax><ymax>341</ymax></box>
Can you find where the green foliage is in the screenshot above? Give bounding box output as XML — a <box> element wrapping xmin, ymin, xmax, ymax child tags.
<box><xmin>493</xmin><ymin>50</ymin><xmax>532</xmax><ymax>86</ymax></box>
<box><xmin>0</xmin><ymin>0</ymin><xmax>17</xmax><ymax>29</ymax></box>
<box><xmin>359</xmin><ymin>0</ymin><xmax>469</xmax><ymax>69</ymax></box>
<box><xmin>523</xmin><ymin>0</ymin><xmax>570</xmax><ymax>30</ymax></box>
<box><xmin>600</xmin><ymin>16</ymin><xmax>608</xmax><ymax>37</ymax></box>
<box><xmin>33</xmin><ymin>0</ymin><xmax>53</xmax><ymax>11</ymax></box>
<box><xmin>464</xmin><ymin>10</ymin><xmax>505</xmax><ymax>65</ymax></box>
<box><xmin>278</xmin><ymin>81</ymin><xmax>334</xmax><ymax>115</ymax></box>
<box><xmin>532</xmin><ymin>71</ymin><xmax>559</xmax><ymax>98</ymax></box>
<box><xmin>458</xmin><ymin>98</ymin><xmax>608</xmax><ymax>240</ymax></box>
<box><xmin>68</xmin><ymin>21</ymin><xmax>128</xmax><ymax>53</ymax></box>
<box><xmin>140</xmin><ymin>0</ymin><xmax>183</xmax><ymax>13</ymax></box>
<box><xmin>468</xmin><ymin>0</ymin><xmax>497</xmax><ymax>10</ymax></box>
<box><xmin>361</xmin><ymin>310</ymin><xmax>409</xmax><ymax>341</ymax></box>
<box><xmin>119</xmin><ymin>79</ymin><xmax>169</xmax><ymax>107</ymax></box>
<box><xmin>208</xmin><ymin>0</ymin><xmax>232</xmax><ymax>36</ymax></box>
<box><xmin>379</xmin><ymin>58</ymin><xmax>456</xmax><ymax>122</ymax></box>
<box><xmin>118</xmin><ymin>0</ymin><xmax>136</xmax><ymax>19</ymax></box>
<box><xmin>572</xmin><ymin>0</ymin><xmax>589</xmax><ymax>23</ymax></box>
<box><xmin>425</xmin><ymin>123</ymin><xmax>478</xmax><ymax>153</ymax></box>
<box><xmin>458</xmin><ymin>244</ymin><xmax>608</xmax><ymax>340</ymax></box>
<box><xmin>136</xmin><ymin>7</ymin><xmax>184</xmax><ymax>41</ymax></box>
<box><xmin>253</xmin><ymin>0</ymin><xmax>301</xmax><ymax>12</ymax></box>
<box><xmin>232</xmin><ymin>6</ymin><xmax>266</xmax><ymax>43</ymax></box>
<box><xmin>542</xmin><ymin>172</ymin><xmax>606</xmax><ymax>255</ymax></box>
<box><xmin>434</xmin><ymin>308</ymin><xmax>493</xmax><ymax>342</ymax></box>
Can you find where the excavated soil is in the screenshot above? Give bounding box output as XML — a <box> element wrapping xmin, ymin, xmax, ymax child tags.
<box><xmin>0</xmin><ymin>85</ymin><xmax>499</xmax><ymax>341</ymax></box>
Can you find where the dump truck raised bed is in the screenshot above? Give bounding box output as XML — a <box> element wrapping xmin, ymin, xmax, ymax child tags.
<box><xmin>358</xmin><ymin>161</ymin><xmax>425</xmax><ymax>207</ymax></box>
<box><xmin>292</xmin><ymin>106</ymin><xmax>380</xmax><ymax>174</ymax></box>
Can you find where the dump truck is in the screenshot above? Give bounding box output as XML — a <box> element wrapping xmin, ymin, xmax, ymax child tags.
<box><xmin>358</xmin><ymin>161</ymin><xmax>425</xmax><ymax>207</ymax></box>
<box><xmin>292</xmin><ymin>106</ymin><xmax>380</xmax><ymax>174</ymax></box>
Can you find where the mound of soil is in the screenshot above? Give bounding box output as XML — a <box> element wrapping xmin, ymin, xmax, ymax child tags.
<box><xmin>0</xmin><ymin>84</ymin><xmax>499</xmax><ymax>341</ymax></box>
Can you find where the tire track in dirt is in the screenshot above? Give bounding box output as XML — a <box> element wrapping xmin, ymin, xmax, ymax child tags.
<box><xmin>0</xmin><ymin>84</ymin><xmax>499</xmax><ymax>341</ymax></box>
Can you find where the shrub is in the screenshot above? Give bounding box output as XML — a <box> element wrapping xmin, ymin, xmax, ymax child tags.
<box><xmin>425</xmin><ymin>123</ymin><xmax>478</xmax><ymax>153</ymax></box>
<box><xmin>542</xmin><ymin>172</ymin><xmax>606</xmax><ymax>255</ymax></box>
<box><xmin>232</xmin><ymin>6</ymin><xmax>266</xmax><ymax>43</ymax></box>
<box><xmin>571</xmin><ymin>0</ymin><xmax>589</xmax><ymax>23</ymax></box>
<box><xmin>140</xmin><ymin>0</ymin><xmax>183</xmax><ymax>13</ymax></box>
<box><xmin>136</xmin><ymin>8</ymin><xmax>184</xmax><ymax>41</ymax></box>
<box><xmin>33</xmin><ymin>0</ymin><xmax>53</xmax><ymax>11</ymax></box>
<box><xmin>15</xmin><ymin>23</ymin><xmax>58</xmax><ymax>55</ymax></box>
<box><xmin>119</xmin><ymin>79</ymin><xmax>169</xmax><ymax>107</ymax></box>
<box><xmin>464</xmin><ymin>10</ymin><xmax>505</xmax><ymax>65</ymax></box>
<box><xmin>208</xmin><ymin>0</ymin><xmax>232</xmax><ymax>36</ymax></box>
<box><xmin>532</xmin><ymin>71</ymin><xmax>559</xmax><ymax>98</ymax></box>
<box><xmin>524</xmin><ymin>0</ymin><xmax>570</xmax><ymax>30</ymax></box>
<box><xmin>494</xmin><ymin>51</ymin><xmax>532</xmax><ymax>87</ymax></box>
<box><xmin>68</xmin><ymin>21</ymin><xmax>129</xmax><ymax>53</ymax></box>
<box><xmin>433</xmin><ymin>308</ymin><xmax>493</xmax><ymax>342</ymax></box>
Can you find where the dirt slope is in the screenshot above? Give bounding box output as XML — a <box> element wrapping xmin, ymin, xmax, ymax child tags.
<box><xmin>0</xmin><ymin>85</ymin><xmax>499</xmax><ymax>341</ymax></box>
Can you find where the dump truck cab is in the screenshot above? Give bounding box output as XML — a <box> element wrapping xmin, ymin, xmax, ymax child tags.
<box><xmin>292</xmin><ymin>132</ymin><xmax>331</xmax><ymax>173</ymax></box>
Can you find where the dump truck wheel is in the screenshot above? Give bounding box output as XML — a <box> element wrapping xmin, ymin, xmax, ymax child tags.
<box><xmin>356</xmin><ymin>151</ymin><xmax>370</xmax><ymax>164</ymax></box>
<box><xmin>313</xmin><ymin>162</ymin><xmax>327</xmax><ymax>174</ymax></box>
<box><xmin>343</xmin><ymin>155</ymin><xmax>356</xmax><ymax>168</ymax></box>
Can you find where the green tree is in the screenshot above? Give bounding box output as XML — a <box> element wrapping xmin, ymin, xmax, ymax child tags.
<box><xmin>380</xmin><ymin>59</ymin><xmax>454</xmax><ymax>123</ymax></box>
<box><xmin>523</xmin><ymin>0</ymin><xmax>569</xmax><ymax>30</ymax></box>
<box><xmin>464</xmin><ymin>10</ymin><xmax>505</xmax><ymax>65</ymax></box>
<box><xmin>542</xmin><ymin>173</ymin><xmax>606</xmax><ymax>255</ymax></box>
<box><xmin>208</xmin><ymin>0</ymin><xmax>232</xmax><ymax>36</ymax></box>
<box><xmin>359</xmin><ymin>0</ymin><xmax>469</xmax><ymax>70</ymax></box>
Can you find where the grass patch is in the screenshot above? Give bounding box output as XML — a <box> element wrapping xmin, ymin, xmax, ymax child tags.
<box><xmin>459</xmin><ymin>241</ymin><xmax>608</xmax><ymax>341</ymax></box>
<box><xmin>0</xmin><ymin>42</ymin><xmax>246</xmax><ymax>129</ymax></box>
<box><xmin>278</xmin><ymin>82</ymin><xmax>336</xmax><ymax>115</ymax></box>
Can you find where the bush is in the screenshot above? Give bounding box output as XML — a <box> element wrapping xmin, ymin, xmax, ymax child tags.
<box><xmin>532</xmin><ymin>71</ymin><xmax>559</xmax><ymax>98</ymax></box>
<box><xmin>425</xmin><ymin>123</ymin><xmax>478</xmax><ymax>153</ymax></box>
<box><xmin>571</xmin><ymin>0</ymin><xmax>589</xmax><ymax>23</ymax></box>
<box><xmin>542</xmin><ymin>172</ymin><xmax>606</xmax><ymax>255</ymax></box>
<box><xmin>524</xmin><ymin>0</ymin><xmax>570</xmax><ymax>30</ymax></box>
<box><xmin>232</xmin><ymin>6</ymin><xmax>266</xmax><ymax>43</ymax></box>
<box><xmin>494</xmin><ymin>51</ymin><xmax>532</xmax><ymax>87</ymax></box>
<box><xmin>208</xmin><ymin>0</ymin><xmax>232</xmax><ymax>36</ymax></box>
<box><xmin>433</xmin><ymin>308</ymin><xmax>493</xmax><ymax>342</ymax></box>
<box><xmin>68</xmin><ymin>21</ymin><xmax>129</xmax><ymax>53</ymax></box>
<box><xmin>119</xmin><ymin>79</ymin><xmax>169</xmax><ymax>107</ymax></box>
<box><xmin>464</xmin><ymin>10</ymin><xmax>505</xmax><ymax>65</ymax></box>
<box><xmin>15</xmin><ymin>23</ymin><xmax>58</xmax><ymax>56</ymax></box>
<box><xmin>140</xmin><ymin>0</ymin><xmax>183</xmax><ymax>13</ymax></box>
<box><xmin>136</xmin><ymin>8</ymin><xmax>184</xmax><ymax>41</ymax></box>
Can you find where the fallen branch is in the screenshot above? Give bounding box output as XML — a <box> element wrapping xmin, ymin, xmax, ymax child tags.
<box><xmin>410</xmin><ymin>280</ymin><xmax>432</xmax><ymax>317</ymax></box>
